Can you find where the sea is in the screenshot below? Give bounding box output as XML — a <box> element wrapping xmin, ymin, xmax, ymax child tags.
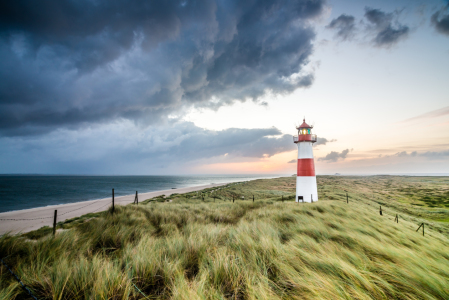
<box><xmin>0</xmin><ymin>175</ymin><xmax>284</xmax><ymax>213</ymax></box>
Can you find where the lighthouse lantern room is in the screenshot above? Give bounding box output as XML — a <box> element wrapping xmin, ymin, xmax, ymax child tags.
<box><xmin>293</xmin><ymin>119</ymin><xmax>318</xmax><ymax>203</ymax></box>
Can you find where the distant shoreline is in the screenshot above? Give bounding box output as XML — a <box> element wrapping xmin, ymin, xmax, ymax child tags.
<box><xmin>0</xmin><ymin>174</ymin><xmax>283</xmax><ymax>213</ymax></box>
<box><xmin>0</xmin><ymin>182</ymin><xmax>232</xmax><ymax>235</ymax></box>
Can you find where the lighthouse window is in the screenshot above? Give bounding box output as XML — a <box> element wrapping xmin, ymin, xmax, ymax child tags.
<box><xmin>307</xmin><ymin>129</ymin><xmax>311</xmax><ymax>134</ymax></box>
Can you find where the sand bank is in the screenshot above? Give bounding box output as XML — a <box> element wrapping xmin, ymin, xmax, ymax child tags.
<box><xmin>0</xmin><ymin>182</ymin><xmax>228</xmax><ymax>235</ymax></box>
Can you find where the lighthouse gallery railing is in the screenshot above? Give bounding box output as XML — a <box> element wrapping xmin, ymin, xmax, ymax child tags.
<box><xmin>293</xmin><ymin>134</ymin><xmax>317</xmax><ymax>143</ymax></box>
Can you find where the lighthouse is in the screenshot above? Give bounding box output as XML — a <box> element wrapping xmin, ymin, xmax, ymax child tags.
<box><xmin>293</xmin><ymin>119</ymin><xmax>318</xmax><ymax>203</ymax></box>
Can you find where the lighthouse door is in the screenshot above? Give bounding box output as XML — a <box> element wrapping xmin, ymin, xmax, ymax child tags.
<box><xmin>297</xmin><ymin>196</ymin><xmax>303</xmax><ymax>202</ymax></box>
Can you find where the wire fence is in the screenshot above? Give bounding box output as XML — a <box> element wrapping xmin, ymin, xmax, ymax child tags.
<box><xmin>0</xmin><ymin>198</ymin><xmax>109</xmax><ymax>221</ymax></box>
<box><xmin>1</xmin><ymin>257</ymin><xmax>39</xmax><ymax>300</ymax></box>
<box><xmin>0</xmin><ymin>188</ymin><xmax>144</xmax><ymax>223</ymax></box>
<box><xmin>1</xmin><ymin>185</ymin><xmax>436</xmax><ymax>238</ymax></box>
<box><xmin>0</xmin><ymin>198</ymin><xmax>110</xmax><ymax>222</ymax></box>
<box><xmin>320</xmin><ymin>188</ymin><xmax>434</xmax><ymax>237</ymax></box>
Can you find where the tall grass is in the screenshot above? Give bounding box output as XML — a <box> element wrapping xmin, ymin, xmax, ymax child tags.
<box><xmin>1</xmin><ymin>177</ymin><xmax>449</xmax><ymax>299</ymax></box>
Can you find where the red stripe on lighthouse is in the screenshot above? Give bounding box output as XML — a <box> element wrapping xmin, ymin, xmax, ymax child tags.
<box><xmin>297</xmin><ymin>158</ymin><xmax>315</xmax><ymax>176</ymax></box>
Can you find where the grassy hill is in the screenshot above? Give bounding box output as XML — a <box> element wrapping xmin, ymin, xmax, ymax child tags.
<box><xmin>1</xmin><ymin>176</ymin><xmax>449</xmax><ymax>299</ymax></box>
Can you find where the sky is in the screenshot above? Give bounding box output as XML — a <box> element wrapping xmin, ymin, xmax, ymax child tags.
<box><xmin>0</xmin><ymin>0</ymin><xmax>448</xmax><ymax>175</ymax></box>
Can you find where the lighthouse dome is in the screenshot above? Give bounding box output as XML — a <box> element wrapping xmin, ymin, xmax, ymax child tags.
<box><xmin>297</xmin><ymin>118</ymin><xmax>312</xmax><ymax>129</ymax></box>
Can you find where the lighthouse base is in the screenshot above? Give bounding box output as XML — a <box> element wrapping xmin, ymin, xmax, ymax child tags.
<box><xmin>296</xmin><ymin>176</ymin><xmax>318</xmax><ymax>203</ymax></box>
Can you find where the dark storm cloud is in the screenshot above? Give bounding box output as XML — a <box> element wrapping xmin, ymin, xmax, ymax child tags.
<box><xmin>0</xmin><ymin>0</ymin><xmax>326</xmax><ymax>136</ymax></box>
<box><xmin>318</xmin><ymin>149</ymin><xmax>350</xmax><ymax>162</ymax></box>
<box><xmin>326</xmin><ymin>14</ymin><xmax>356</xmax><ymax>40</ymax></box>
<box><xmin>364</xmin><ymin>7</ymin><xmax>410</xmax><ymax>47</ymax></box>
<box><xmin>0</xmin><ymin>0</ymin><xmax>211</xmax><ymax>70</ymax></box>
<box><xmin>326</xmin><ymin>8</ymin><xmax>410</xmax><ymax>47</ymax></box>
<box><xmin>431</xmin><ymin>5</ymin><xmax>449</xmax><ymax>36</ymax></box>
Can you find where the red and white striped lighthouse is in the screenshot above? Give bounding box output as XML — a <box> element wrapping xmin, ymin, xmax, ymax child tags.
<box><xmin>293</xmin><ymin>119</ymin><xmax>318</xmax><ymax>203</ymax></box>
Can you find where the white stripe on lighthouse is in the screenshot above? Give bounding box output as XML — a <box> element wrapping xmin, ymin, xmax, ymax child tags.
<box><xmin>296</xmin><ymin>177</ymin><xmax>318</xmax><ymax>203</ymax></box>
<box><xmin>297</xmin><ymin>142</ymin><xmax>314</xmax><ymax>159</ymax></box>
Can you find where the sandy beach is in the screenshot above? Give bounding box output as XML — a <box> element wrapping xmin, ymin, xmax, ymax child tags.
<box><xmin>0</xmin><ymin>182</ymin><xmax>228</xmax><ymax>235</ymax></box>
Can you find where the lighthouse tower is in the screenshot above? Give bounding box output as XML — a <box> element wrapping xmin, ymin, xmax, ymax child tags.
<box><xmin>293</xmin><ymin>119</ymin><xmax>318</xmax><ymax>203</ymax></box>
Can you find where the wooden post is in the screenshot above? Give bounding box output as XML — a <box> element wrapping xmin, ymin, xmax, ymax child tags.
<box><xmin>346</xmin><ymin>193</ymin><xmax>348</xmax><ymax>203</ymax></box>
<box><xmin>253</xmin><ymin>195</ymin><xmax>254</xmax><ymax>202</ymax></box>
<box><xmin>135</xmin><ymin>191</ymin><xmax>138</xmax><ymax>205</ymax></box>
<box><xmin>233</xmin><ymin>196</ymin><xmax>234</xmax><ymax>203</ymax></box>
<box><xmin>311</xmin><ymin>194</ymin><xmax>313</xmax><ymax>203</ymax></box>
<box><xmin>53</xmin><ymin>210</ymin><xmax>57</xmax><ymax>236</ymax></box>
<box><xmin>112</xmin><ymin>189</ymin><xmax>115</xmax><ymax>213</ymax></box>
<box><xmin>379</xmin><ymin>206</ymin><xmax>382</xmax><ymax>216</ymax></box>
<box><xmin>416</xmin><ymin>223</ymin><xmax>424</xmax><ymax>236</ymax></box>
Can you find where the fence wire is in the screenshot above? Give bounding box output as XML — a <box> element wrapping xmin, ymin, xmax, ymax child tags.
<box><xmin>1</xmin><ymin>257</ymin><xmax>39</xmax><ymax>300</ymax></box>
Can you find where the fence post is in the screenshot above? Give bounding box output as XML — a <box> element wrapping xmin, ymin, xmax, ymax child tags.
<box><xmin>416</xmin><ymin>223</ymin><xmax>424</xmax><ymax>236</ymax></box>
<box><xmin>233</xmin><ymin>196</ymin><xmax>234</xmax><ymax>203</ymax></box>
<box><xmin>379</xmin><ymin>206</ymin><xmax>382</xmax><ymax>216</ymax></box>
<box><xmin>135</xmin><ymin>191</ymin><xmax>138</xmax><ymax>205</ymax></box>
<box><xmin>311</xmin><ymin>194</ymin><xmax>313</xmax><ymax>203</ymax></box>
<box><xmin>53</xmin><ymin>210</ymin><xmax>57</xmax><ymax>236</ymax></box>
<box><xmin>346</xmin><ymin>193</ymin><xmax>348</xmax><ymax>204</ymax></box>
<box><xmin>253</xmin><ymin>195</ymin><xmax>254</xmax><ymax>202</ymax></box>
<box><xmin>112</xmin><ymin>189</ymin><xmax>115</xmax><ymax>214</ymax></box>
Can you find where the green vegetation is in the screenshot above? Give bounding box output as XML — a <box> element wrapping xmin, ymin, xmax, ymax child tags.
<box><xmin>317</xmin><ymin>175</ymin><xmax>449</xmax><ymax>236</ymax></box>
<box><xmin>1</xmin><ymin>176</ymin><xmax>449</xmax><ymax>299</ymax></box>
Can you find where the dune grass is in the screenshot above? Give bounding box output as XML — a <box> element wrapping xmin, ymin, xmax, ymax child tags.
<box><xmin>316</xmin><ymin>175</ymin><xmax>449</xmax><ymax>237</ymax></box>
<box><xmin>1</xmin><ymin>176</ymin><xmax>449</xmax><ymax>299</ymax></box>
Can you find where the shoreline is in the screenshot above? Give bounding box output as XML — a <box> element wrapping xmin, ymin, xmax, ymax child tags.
<box><xmin>0</xmin><ymin>183</ymin><xmax>224</xmax><ymax>214</ymax></box>
<box><xmin>0</xmin><ymin>174</ymin><xmax>283</xmax><ymax>213</ymax></box>
<box><xmin>0</xmin><ymin>182</ymin><xmax>230</xmax><ymax>235</ymax></box>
